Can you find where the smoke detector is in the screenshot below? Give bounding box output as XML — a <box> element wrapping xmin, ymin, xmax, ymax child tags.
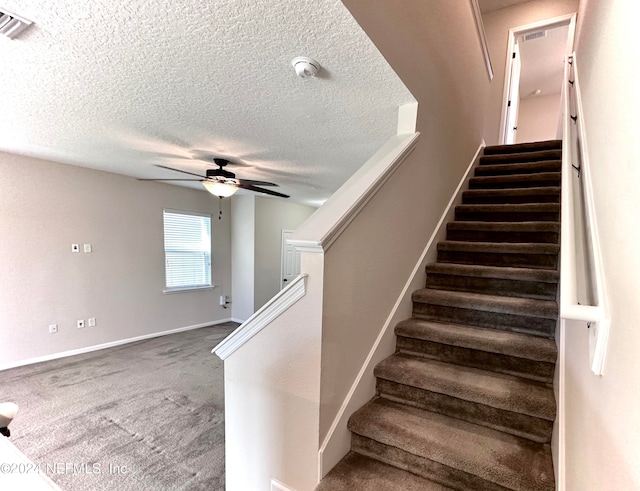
<box><xmin>0</xmin><ymin>9</ymin><xmax>32</xmax><ymax>39</ymax></box>
<box><xmin>292</xmin><ymin>57</ymin><xmax>320</xmax><ymax>79</ymax></box>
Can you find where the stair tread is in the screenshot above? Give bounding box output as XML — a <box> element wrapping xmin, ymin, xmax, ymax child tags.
<box><xmin>376</xmin><ymin>354</ymin><xmax>556</xmax><ymax>420</ymax></box>
<box><xmin>456</xmin><ymin>203</ymin><xmax>560</xmax><ymax>213</ymax></box>
<box><xmin>463</xmin><ymin>186</ymin><xmax>561</xmax><ymax>196</ymax></box>
<box><xmin>480</xmin><ymin>150</ymin><xmax>562</xmax><ymax>164</ymax></box>
<box><xmin>484</xmin><ymin>141</ymin><xmax>562</xmax><ymax>155</ymax></box>
<box><xmin>437</xmin><ymin>240</ymin><xmax>559</xmax><ymax>253</ymax></box>
<box><xmin>349</xmin><ymin>398</ymin><xmax>555</xmax><ymax>491</ymax></box>
<box><xmin>426</xmin><ymin>263</ymin><xmax>559</xmax><ymax>282</ymax></box>
<box><xmin>470</xmin><ymin>171</ymin><xmax>561</xmax><ymax>183</ymax></box>
<box><xmin>316</xmin><ymin>452</ymin><xmax>454</xmax><ymax>491</ymax></box>
<box><xmin>395</xmin><ymin>318</ymin><xmax>557</xmax><ymax>362</ymax></box>
<box><xmin>447</xmin><ymin>221</ymin><xmax>559</xmax><ymax>232</ymax></box>
<box><xmin>413</xmin><ymin>288</ymin><xmax>558</xmax><ymax>319</ymax></box>
<box><xmin>476</xmin><ymin>160</ymin><xmax>561</xmax><ymax>175</ymax></box>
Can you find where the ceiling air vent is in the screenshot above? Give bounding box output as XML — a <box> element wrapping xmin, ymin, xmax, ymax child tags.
<box><xmin>0</xmin><ymin>9</ymin><xmax>32</xmax><ymax>39</ymax></box>
<box><xmin>523</xmin><ymin>30</ymin><xmax>547</xmax><ymax>42</ymax></box>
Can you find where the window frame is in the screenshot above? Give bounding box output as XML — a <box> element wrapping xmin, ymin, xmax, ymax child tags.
<box><xmin>162</xmin><ymin>208</ymin><xmax>213</xmax><ymax>294</ymax></box>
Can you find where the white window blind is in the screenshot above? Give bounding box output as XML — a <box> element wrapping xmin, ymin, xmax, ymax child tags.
<box><xmin>163</xmin><ymin>209</ymin><xmax>212</xmax><ymax>292</ymax></box>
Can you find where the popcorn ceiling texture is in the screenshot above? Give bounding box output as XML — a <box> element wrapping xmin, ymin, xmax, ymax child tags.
<box><xmin>0</xmin><ymin>0</ymin><xmax>414</xmax><ymax>205</ymax></box>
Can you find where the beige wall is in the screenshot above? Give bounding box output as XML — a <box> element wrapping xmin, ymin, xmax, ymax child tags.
<box><xmin>516</xmin><ymin>93</ymin><xmax>562</xmax><ymax>143</ymax></box>
<box><xmin>482</xmin><ymin>0</ymin><xmax>578</xmax><ymax>145</ymax></box>
<box><xmin>0</xmin><ymin>152</ymin><xmax>232</xmax><ymax>368</ymax></box>
<box><xmin>329</xmin><ymin>0</ymin><xmax>490</xmax><ymax>446</ymax></box>
<box><xmin>254</xmin><ymin>197</ymin><xmax>316</xmax><ymax>310</ymax></box>
<box><xmin>231</xmin><ymin>195</ymin><xmax>316</xmax><ymax>321</ymax></box>
<box><xmin>562</xmin><ymin>0</ymin><xmax>640</xmax><ymax>488</ymax></box>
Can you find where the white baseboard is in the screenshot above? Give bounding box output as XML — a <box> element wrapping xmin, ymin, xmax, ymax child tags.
<box><xmin>0</xmin><ymin>319</ymin><xmax>234</xmax><ymax>372</ymax></box>
<box><xmin>554</xmin><ymin>319</ymin><xmax>567</xmax><ymax>490</ymax></box>
<box><xmin>318</xmin><ymin>141</ymin><xmax>486</xmax><ymax>478</ymax></box>
<box><xmin>271</xmin><ymin>478</ymin><xmax>296</xmax><ymax>491</ymax></box>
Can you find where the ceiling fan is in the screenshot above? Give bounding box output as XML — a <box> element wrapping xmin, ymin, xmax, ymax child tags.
<box><xmin>138</xmin><ymin>158</ymin><xmax>289</xmax><ymax>199</ymax></box>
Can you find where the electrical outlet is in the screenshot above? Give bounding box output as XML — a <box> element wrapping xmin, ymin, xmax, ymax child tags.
<box><xmin>71</xmin><ymin>244</ymin><xmax>80</xmax><ymax>253</ymax></box>
<box><xmin>49</xmin><ymin>324</ymin><xmax>58</xmax><ymax>334</ymax></box>
<box><xmin>83</xmin><ymin>244</ymin><xmax>92</xmax><ymax>253</ymax></box>
<box><xmin>88</xmin><ymin>317</ymin><xmax>96</xmax><ymax>327</ymax></box>
<box><xmin>77</xmin><ymin>319</ymin><xmax>85</xmax><ymax>329</ymax></box>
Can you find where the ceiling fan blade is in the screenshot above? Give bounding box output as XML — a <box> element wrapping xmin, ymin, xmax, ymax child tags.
<box><xmin>237</xmin><ymin>179</ymin><xmax>279</xmax><ymax>187</ymax></box>
<box><xmin>154</xmin><ymin>164</ymin><xmax>206</xmax><ymax>178</ymax></box>
<box><xmin>137</xmin><ymin>178</ymin><xmax>203</xmax><ymax>181</ymax></box>
<box><xmin>237</xmin><ymin>183</ymin><xmax>289</xmax><ymax>198</ymax></box>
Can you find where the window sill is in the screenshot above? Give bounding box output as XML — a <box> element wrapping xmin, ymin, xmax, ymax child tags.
<box><xmin>163</xmin><ymin>285</ymin><xmax>216</xmax><ymax>294</ymax></box>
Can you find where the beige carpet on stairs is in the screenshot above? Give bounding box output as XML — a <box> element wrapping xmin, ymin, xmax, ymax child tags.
<box><xmin>317</xmin><ymin>140</ymin><xmax>562</xmax><ymax>491</ymax></box>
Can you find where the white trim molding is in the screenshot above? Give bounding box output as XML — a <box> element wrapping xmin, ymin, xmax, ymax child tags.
<box><xmin>289</xmin><ymin>133</ymin><xmax>420</xmax><ymax>254</ymax></box>
<box><xmin>498</xmin><ymin>13</ymin><xmax>577</xmax><ymax>144</ymax></box>
<box><xmin>212</xmin><ymin>274</ymin><xmax>308</xmax><ymax>360</ymax></box>
<box><xmin>0</xmin><ymin>319</ymin><xmax>233</xmax><ymax>372</ymax></box>
<box><xmin>271</xmin><ymin>478</ymin><xmax>297</xmax><ymax>491</ymax></box>
<box><xmin>470</xmin><ymin>0</ymin><xmax>493</xmax><ymax>80</ymax></box>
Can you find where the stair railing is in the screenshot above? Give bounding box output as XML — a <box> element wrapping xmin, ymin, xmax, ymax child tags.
<box><xmin>560</xmin><ymin>52</ymin><xmax>610</xmax><ymax>375</ymax></box>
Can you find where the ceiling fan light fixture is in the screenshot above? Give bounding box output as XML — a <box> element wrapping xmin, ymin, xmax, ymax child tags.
<box><xmin>201</xmin><ymin>180</ymin><xmax>238</xmax><ymax>198</ymax></box>
<box><xmin>0</xmin><ymin>9</ymin><xmax>32</xmax><ymax>39</ymax></box>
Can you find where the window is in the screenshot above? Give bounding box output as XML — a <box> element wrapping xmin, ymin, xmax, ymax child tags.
<box><xmin>163</xmin><ymin>209</ymin><xmax>212</xmax><ymax>292</ymax></box>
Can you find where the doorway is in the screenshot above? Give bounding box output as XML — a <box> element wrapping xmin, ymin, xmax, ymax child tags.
<box><xmin>280</xmin><ymin>229</ymin><xmax>301</xmax><ymax>290</ymax></box>
<box><xmin>499</xmin><ymin>14</ymin><xmax>576</xmax><ymax>144</ymax></box>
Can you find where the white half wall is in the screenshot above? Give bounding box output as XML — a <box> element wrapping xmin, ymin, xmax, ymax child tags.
<box><xmin>0</xmin><ymin>152</ymin><xmax>232</xmax><ymax>367</ymax></box>
<box><xmin>559</xmin><ymin>0</ymin><xmax>640</xmax><ymax>488</ymax></box>
<box><xmin>516</xmin><ymin>93</ymin><xmax>562</xmax><ymax>143</ymax></box>
<box><xmin>481</xmin><ymin>0</ymin><xmax>578</xmax><ymax>145</ymax></box>
<box><xmin>224</xmin><ymin>253</ymin><xmax>323</xmax><ymax>491</ymax></box>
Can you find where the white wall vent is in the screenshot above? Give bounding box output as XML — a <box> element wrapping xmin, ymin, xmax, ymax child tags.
<box><xmin>523</xmin><ymin>30</ymin><xmax>547</xmax><ymax>42</ymax></box>
<box><xmin>0</xmin><ymin>10</ymin><xmax>33</xmax><ymax>39</ymax></box>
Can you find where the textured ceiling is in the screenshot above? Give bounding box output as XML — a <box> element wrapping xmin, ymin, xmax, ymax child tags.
<box><xmin>0</xmin><ymin>0</ymin><xmax>414</xmax><ymax>206</ymax></box>
<box><xmin>519</xmin><ymin>24</ymin><xmax>570</xmax><ymax>98</ymax></box>
<box><xmin>478</xmin><ymin>0</ymin><xmax>532</xmax><ymax>14</ymax></box>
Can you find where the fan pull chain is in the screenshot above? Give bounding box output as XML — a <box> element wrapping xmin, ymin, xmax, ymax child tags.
<box><xmin>218</xmin><ymin>197</ymin><xmax>223</xmax><ymax>220</ymax></box>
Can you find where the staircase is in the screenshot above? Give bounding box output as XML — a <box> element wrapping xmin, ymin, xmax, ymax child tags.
<box><xmin>316</xmin><ymin>140</ymin><xmax>562</xmax><ymax>491</ymax></box>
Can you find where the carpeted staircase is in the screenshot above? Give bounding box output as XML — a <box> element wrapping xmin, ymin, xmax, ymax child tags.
<box><xmin>316</xmin><ymin>140</ymin><xmax>562</xmax><ymax>491</ymax></box>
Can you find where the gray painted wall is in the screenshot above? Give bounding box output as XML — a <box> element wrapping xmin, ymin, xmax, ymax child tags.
<box><xmin>0</xmin><ymin>152</ymin><xmax>232</xmax><ymax>368</ymax></box>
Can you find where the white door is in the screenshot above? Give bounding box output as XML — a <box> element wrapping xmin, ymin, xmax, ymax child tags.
<box><xmin>281</xmin><ymin>230</ymin><xmax>301</xmax><ymax>290</ymax></box>
<box><xmin>504</xmin><ymin>42</ymin><xmax>521</xmax><ymax>144</ymax></box>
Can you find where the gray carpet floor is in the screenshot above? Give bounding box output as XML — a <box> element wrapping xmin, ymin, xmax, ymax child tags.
<box><xmin>1</xmin><ymin>322</ymin><xmax>237</xmax><ymax>491</ymax></box>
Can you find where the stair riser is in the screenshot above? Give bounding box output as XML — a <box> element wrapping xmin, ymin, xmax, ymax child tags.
<box><xmin>412</xmin><ymin>304</ymin><xmax>557</xmax><ymax>338</ymax></box>
<box><xmin>479</xmin><ymin>151</ymin><xmax>562</xmax><ymax>165</ymax></box>
<box><xmin>446</xmin><ymin>229</ymin><xmax>559</xmax><ymax>244</ymax></box>
<box><xmin>437</xmin><ymin>250</ymin><xmax>558</xmax><ymax>269</ymax></box>
<box><xmin>462</xmin><ymin>190</ymin><xmax>560</xmax><ymax>204</ymax></box>
<box><xmin>395</xmin><ymin>337</ymin><xmax>555</xmax><ymax>384</ymax></box>
<box><xmin>469</xmin><ymin>178</ymin><xmax>561</xmax><ymax>190</ymax></box>
<box><xmin>475</xmin><ymin>162</ymin><xmax>561</xmax><ymax>177</ymax></box>
<box><xmin>376</xmin><ymin>379</ymin><xmax>553</xmax><ymax>443</ymax></box>
<box><xmin>455</xmin><ymin>210</ymin><xmax>560</xmax><ymax>222</ymax></box>
<box><xmin>425</xmin><ymin>274</ymin><xmax>557</xmax><ymax>300</ymax></box>
<box><xmin>484</xmin><ymin>141</ymin><xmax>561</xmax><ymax>155</ymax></box>
<box><xmin>351</xmin><ymin>435</ymin><xmax>514</xmax><ymax>491</ymax></box>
